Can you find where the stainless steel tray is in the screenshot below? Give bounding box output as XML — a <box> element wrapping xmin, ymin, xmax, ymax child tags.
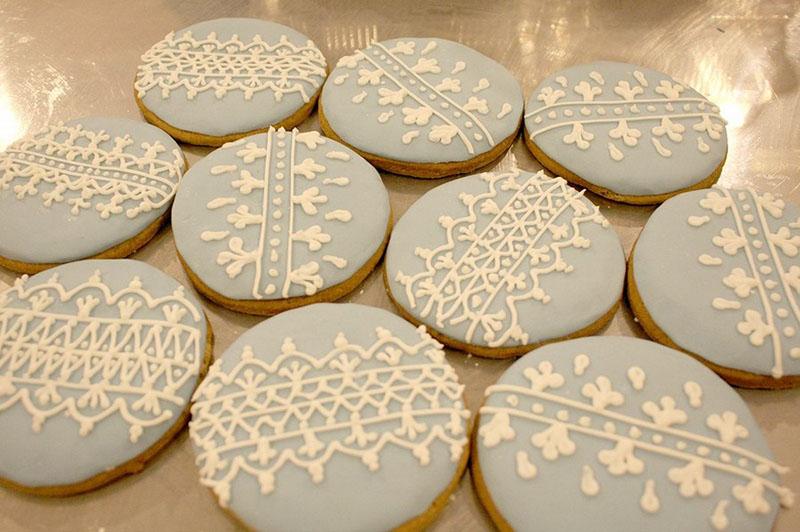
<box><xmin>0</xmin><ymin>1</ymin><xmax>798</xmax><ymax>530</ymax></box>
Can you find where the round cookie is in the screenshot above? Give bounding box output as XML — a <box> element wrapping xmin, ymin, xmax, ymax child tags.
<box><xmin>629</xmin><ymin>185</ymin><xmax>800</xmax><ymax>388</ymax></box>
<box><xmin>385</xmin><ymin>169</ymin><xmax>625</xmax><ymax>358</ymax></box>
<box><xmin>189</xmin><ymin>303</ymin><xmax>470</xmax><ymax>530</ymax></box>
<box><xmin>524</xmin><ymin>61</ymin><xmax>727</xmax><ymax>204</ymax></box>
<box><xmin>135</xmin><ymin>18</ymin><xmax>327</xmax><ymax>146</ymax></box>
<box><xmin>320</xmin><ymin>38</ymin><xmax>523</xmax><ymax>178</ymax></box>
<box><xmin>0</xmin><ymin>259</ymin><xmax>212</xmax><ymax>495</ymax></box>
<box><xmin>172</xmin><ymin>127</ymin><xmax>390</xmax><ymax>315</ymax></box>
<box><xmin>0</xmin><ymin>117</ymin><xmax>185</xmax><ymax>274</ymax></box>
<box><xmin>473</xmin><ymin>336</ymin><xmax>794</xmax><ymax>532</ymax></box>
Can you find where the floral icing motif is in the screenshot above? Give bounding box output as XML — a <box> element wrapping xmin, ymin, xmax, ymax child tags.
<box><xmin>0</xmin><ymin>268</ymin><xmax>204</xmax><ymax>443</ymax></box>
<box><xmin>0</xmin><ymin>122</ymin><xmax>183</xmax><ymax>220</ymax></box>
<box><xmin>523</xmin><ymin>360</ymin><xmax>565</xmax><ymax>392</ymax></box>
<box><xmin>135</xmin><ymin>30</ymin><xmax>326</xmax><ymax>102</ymax></box>
<box><xmin>531</xmin><ymin>422</ymin><xmax>576</xmax><ymax>460</ymax></box>
<box><xmin>691</xmin><ymin>186</ymin><xmax>800</xmax><ymax>379</ymax></box>
<box><xmin>332</xmin><ymin>38</ymin><xmax>515</xmax><ymax>155</ymax></box>
<box><xmin>525</xmin><ymin>63</ymin><xmax>725</xmax><ymax>163</ymax></box>
<box><xmin>706</xmin><ymin>411</ymin><xmax>749</xmax><ymax>444</ymax></box>
<box><xmin>582</xmin><ymin>376</ymin><xmax>624</xmax><ymax>409</ymax></box>
<box><xmin>199</xmin><ymin>128</ymin><xmax>353</xmax><ymax>300</ymax></box>
<box><xmin>393</xmin><ymin>170</ymin><xmax>611</xmax><ymax>349</ymax></box>
<box><xmin>668</xmin><ymin>459</ymin><xmax>714</xmax><ymax>497</ymax></box>
<box><xmin>190</xmin><ymin>324</ymin><xmax>470</xmax><ymax>508</ymax></box>
<box><xmin>641</xmin><ymin>396</ymin><xmax>687</xmax><ymax>427</ymax></box>
<box><xmin>477</xmin><ymin>341</ymin><xmax>793</xmax><ymax>529</ymax></box>
<box><xmin>597</xmin><ymin>438</ymin><xmax>644</xmax><ymax>475</ymax></box>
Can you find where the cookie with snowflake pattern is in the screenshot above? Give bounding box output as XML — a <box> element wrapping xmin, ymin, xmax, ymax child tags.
<box><xmin>134</xmin><ymin>18</ymin><xmax>327</xmax><ymax>146</ymax></box>
<box><xmin>524</xmin><ymin>61</ymin><xmax>727</xmax><ymax>204</ymax></box>
<box><xmin>473</xmin><ymin>336</ymin><xmax>793</xmax><ymax>531</ymax></box>
<box><xmin>0</xmin><ymin>259</ymin><xmax>212</xmax><ymax>495</ymax></box>
<box><xmin>189</xmin><ymin>303</ymin><xmax>470</xmax><ymax>530</ymax></box>
<box><xmin>629</xmin><ymin>185</ymin><xmax>800</xmax><ymax>388</ymax></box>
<box><xmin>320</xmin><ymin>38</ymin><xmax>523</xmax><ymax>178</ymax></box>
<box><xmin>0</xmin><ymin>117</ymin><xmax>185</xmax><ymax>274</ymax></box>
<box><xmin>385</xmin><ymin>169</ymin><xmax>625</xmax><ymax>358</ymax></box>
<box><xmin>171</xmin><ymin>127</ymin><xmax>390</xmax><ymax>315</ymax></box>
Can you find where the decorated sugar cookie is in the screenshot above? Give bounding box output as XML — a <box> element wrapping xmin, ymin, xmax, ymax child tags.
<box><xmin>629</xmin><ymin>185</ymin><xmax>800</xmax><ymax>388</ymax></box>
<box><xmin>524</xmin><ymin>61</ymin><xmax>727</xmax><ymax>204</ymax></box>
<box><xmin>0</xmin><ymin>117</ymin><xmax>184</xmax><ymax>273</ymax></box>
<box><xmin>171</xmin><ymin>127</ymin><xmax>390</xmax><ymax>315</ymax></box>
<box><xmin>135</xmin><ymin>18</ymin><xmax>327</xmax><ymax>146</ymax></box>
<box><xmin>320</xmin><ymin>38</ymin><xmax>523</xmax><ymax>178</ymax></box>
<box><xmin>189</xmin><ymin>303</ymin><xmax>470</xmax><ymax>530</ymax></box>
<box><xmin>385</xmin><ymin>169</ymin><xmax>625</xmax><ymax>358</ymax></box>
<box><xmin>0</xmin><ymin>259</ymin><xmax>211</xmax><ymax>495</ymax></box>
<box><xmin>473</xmin><ymin>336</ymin><xmax>793</xmax><ymax>531</ymax></box>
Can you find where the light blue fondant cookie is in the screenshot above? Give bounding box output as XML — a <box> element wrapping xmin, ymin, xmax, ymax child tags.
<box><xmin>0</xmin><ymin>117</ymin><xmax>184</xmax><ymax>272</ymax></box>
<box><xmin>474</xmin><ymin>336</ymin><xmax>794</xmax><ymax>531</ymax></box>
<box><xmin>631</xmin><ymin>185</ymin><xmax>800</xmax><ymax>387</ymax></box>
<box><xmin>171</xmin><ymin>127</ymin><xmax>390</xmax><ymax>314</ymax></box>
<box><xmin>524</xmin><ymin>61</ymin><xmax>727</xmax><ymax>203</ymax></box>
<box><xmin>135</xmin><ymin>18</ymin><xmax>327</xmax><ymax>145</ymax></box>
<box><xmin>385</xmin><ymin>169</ymin><xmax>625</xmax><ymax>357</ymax></box>
<box><xmin>0</xmin><ymin>259</ymin><xmax>210</xmax><ymax>494</ymax></box>
<box><xmin>189</xmin><ymin>303</ymin><xmax>470</xmax><ymax>530</ymax></box>
<box><xmin>320</xmin><ymin>38</ymin><xmax>523</xmax><ymax>177</ymax></box>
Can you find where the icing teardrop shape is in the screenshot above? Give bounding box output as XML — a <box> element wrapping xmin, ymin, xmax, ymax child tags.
<box><xmin>640</xmin><ymin>479</ymin><xmax>660</xmax><ymax>513</ymax></box>
<box><xmin>581</xmin><ymin>465</ymin><xmax>600</xmax><ymax>496</ymax></box>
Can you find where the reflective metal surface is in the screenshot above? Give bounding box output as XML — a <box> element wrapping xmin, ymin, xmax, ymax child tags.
<box><xmin>0</xmin><ymin>1</ymin><xmax>799</xmax><ymax>530</ymax></box>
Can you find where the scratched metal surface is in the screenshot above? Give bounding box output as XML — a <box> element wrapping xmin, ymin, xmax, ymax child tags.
<box><xmin>0</xmin><ymin>0</ymin><xmax>798</xmax><ymax>530</ymax></box>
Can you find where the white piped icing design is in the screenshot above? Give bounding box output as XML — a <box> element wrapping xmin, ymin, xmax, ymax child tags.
<box><xmin>0</xmin><ymin>264</ymin><xmax>204</xmax><ymax>443</ymax></box>
<box><xmin>691</xmin><ymin>186</ymin><xmax>800</xmax><ymax>379</ymax></box>
<box><xmin>392</xmin><ymin>169</ymin><xmax>620</xmax><ymax>350</ymax></box>
<box><xmin>323</xmin><ymin>38</ymin><xmax>522</xmax><ymax>164</ymax></box>
<box><xmin>526</xmin><ymin>66</ymin><xmax>724</xmax><ymax>163</ymax></box>
<box><xmin>627</xmin><ymin>366</ymin><xmax>646</xmax><ymax>390</ymax></box>
<box><xmin>581</xmin><ymin>464</ymin><xmax>600</xmax><ymax>495</ymax></box>
<box><xmin>0</xmin><ymin>122</ymin><xmax>182</xmax><ymax>220</ymax></box>
<box><xmin>523</xmin><ymin>62</ymin><xmax>727</xmax><ymax>199</ymax></box>
<box><xmin>189</xmin><ymin>312</ymin><xmax>470</xmax><ymax>511</ymax></box>
<box><xmin>640</xmin><ymin>479</ymin><xmax>660</xmax><ymax>513</ymax></box>
<box><xmin>476</xmin><ymin>337</ymin><xmax>793</xmax><ymax>530</ymax></box>
<box><xmin>205</xmin><ymin>128</ymin><xmax>349</xmax><ymax>298</ymax></box>
<box><xmin>574</xmin><ymin>353</ymin><xmax>590</xmax><ymax>376</ymax></box>
<box><xmin>135</xmin><ymin>31</ymin><xmax>326</xmax><ymax>102</ymax></box>
<box><xmin>711</xmin><ymin>499</ymin><xmax>730</xmax><ymax>530</ymax></box>
<box><xmin>684</xmin><ymin>381</ymin><xmax>703</xmax><ymax>408</ymax></box>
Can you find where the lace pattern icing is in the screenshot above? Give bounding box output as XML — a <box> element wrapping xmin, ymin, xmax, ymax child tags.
<box><xmin>0</xmin><ymin>122</ymin><xmax>183</xmax><ymax>220</ymax></box>
<box><xmin>190</xmin><ymin>325</ymin><xmax>470</xmax><ymax>507</ymax></box>
<box><xmin>0</xmin><ymin>270</ymin><xmax>204</xmax><ymax>443</ymax></box>
<box><xmin>394</xmin><ymin>169</ymin><xmax>611</xmax><ymax>348</ymax></box>
<box><xmin>135</xmin><ymin>30</ymin><xmax>327</xmax><ymax>102</ymax></box>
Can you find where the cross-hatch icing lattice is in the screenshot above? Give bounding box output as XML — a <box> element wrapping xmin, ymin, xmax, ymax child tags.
<box><xmin>395</xmin><ymin>170</ymin><xmax>609</xmax><ymax>347</ymax></box>
<box><xmin>135</xmin><ymin>31</ymin><xmax>327</xmax><ymax>101</ymax></box>
<box><xmin>0</xmin><ymin>271</ymin><xmax>203</xmax><ymax>443</ymax></box>
<box><xmin>189</xmin><ymin>326</ymin><xmax>470</xmax><ymax>507</ymax></box>
<box><xmin>689</xmin><ymin>186</ymin><xmax>800</xmax><ymax>378</ymax></box>
<box><xmin>0</xmin><ymin>123</ymin><xmax>183</xmax><ymax>219</ymax></box>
